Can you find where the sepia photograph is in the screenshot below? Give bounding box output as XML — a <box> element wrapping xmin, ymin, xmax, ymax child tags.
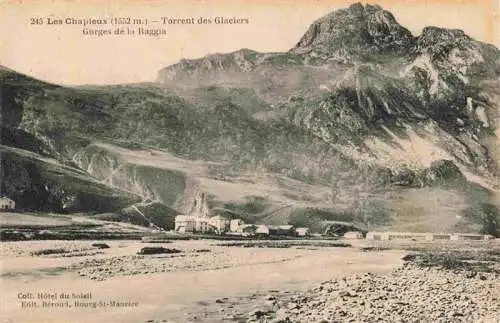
<box><xmin>0</xmin><ymin>0</ymin><xmax>499</xmax><ymax>322</ymax></box>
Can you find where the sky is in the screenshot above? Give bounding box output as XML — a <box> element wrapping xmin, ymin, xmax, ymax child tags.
<box><xmin>0</xmin><ymin>0</ymin><xmax>498</xmax><ymax>85</ymax></box>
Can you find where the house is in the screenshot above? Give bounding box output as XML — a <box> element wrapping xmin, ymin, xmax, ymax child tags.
<box><xmin>296</xmin><ymin>227</ymin><xmax>310</xmax><ymax>236</ymax></box>
<box><xmin>195</xmin><ymin>217</ymin><xmax>211</xmax><ymax>233</ymax></box>
<box><xmin>343</xmin><ymin>231</ymin><xmax>363</xmax><ymax>239</ymax></box>
<box><xmin>175</xmin><ymin>207</ymin><xmax>234</xmax><ymax>234</ymax></box>
<box><xmin>255</xmin><ymin>225</ymin><xmax>270</xmax><ymax>236</ymax></box>
<box><xmin>0</xmin><ymin>197</ymin><xmax>15</xmax><ymax>211</ymax></box>
<box><xmin>237</xmin><ymin>224</ymin><xmax>269</xmax><ymax>236</ymax></box>
<box><xmin>268</xmin><ymin>225</ymin><xmax>296</xmax><ymax>236</ymax></box>
<box><xmin>208</xmin><ymin>214</ymin><xmax>231</xmax><ymax>233</ymax></box>
<box><xmin>174</xmin><ymin>215</ymin><xmax>197</xmax><ymax>233</ymax></box>
<box><xmin>175</xmin><ymin>215</ymin><xmax>219</xmax><ymax>234</ymax></box>
<box><xmin>323</xmin><ymin>221</ymin><xmax>365</xmax><ymax>237</ymax></box>
<box><xmin>230</xmin><ymin>219</ymin><xmax>245</xmax><ymax>232</ymax></box>
<box><xmin>239</xmin><ymin>224</ymin><xmax>258</xmax><ymax>235</ymax></box>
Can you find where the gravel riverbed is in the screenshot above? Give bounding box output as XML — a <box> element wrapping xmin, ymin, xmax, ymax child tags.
<box><xmin>183</xmin><ymin>250</ymin><xmax>500</xmax><ymax>323</ymax></box>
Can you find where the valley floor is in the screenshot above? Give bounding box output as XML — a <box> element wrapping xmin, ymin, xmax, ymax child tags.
<box><xmin>0</xmin><ymin>239</ymin><xmax>498</xmax><ymax>322</ymax></box>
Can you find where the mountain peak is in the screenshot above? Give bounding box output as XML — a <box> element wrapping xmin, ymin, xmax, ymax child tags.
<box><xmin>290</xmin><ymin>2</ymin><xmax>414</xmax><ymax>61</ymax></box>
<box><xmin>418</xmin><ymin>26</ymin><xmax>469</xmax><ymax>49</ymax></box>
<box><xmin>348</xmin><ymin>2</ymin><xmax>382</xmax><ymax>13</ymax></box>
<box><xmin>412</xmin><ymin>24</ymin><xmax>500</xmax><ymax>82</ymax></box>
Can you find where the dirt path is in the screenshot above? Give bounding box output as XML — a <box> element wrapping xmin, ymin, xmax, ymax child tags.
<box><xmin>0</xmin><ymin>241</ymin><xmax>405</xmax><ymax>323</ymax></box>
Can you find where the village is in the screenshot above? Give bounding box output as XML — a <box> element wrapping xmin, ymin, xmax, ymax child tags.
<box><xmin>172</xmin><ymin>192</ymin><xmax>342</xmax><ymax>239</ymax></box>
<box><xmin>173</xmin><ymin>211</ymin><xmax>494</xmax><ymax>241</ymax></box>
<box><xmin>174</xmin><ymin>211</ymin><xmax>313</xmax><ymax>238</ymax></box>
<box><xmin>171</xmin><ymin>194</ymin><xmax>495</xmax><ymax>242</ymax></box>
<box><xmin>1</xmin><ymin>195</ymin><xmax>494</xmax><ymax>242</ymax></box>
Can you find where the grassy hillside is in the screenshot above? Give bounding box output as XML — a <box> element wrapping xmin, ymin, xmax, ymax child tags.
<box><xmin>0</xmin><ymin>145</ymin><xmax>139</xmax><ymax>213</ymax></box>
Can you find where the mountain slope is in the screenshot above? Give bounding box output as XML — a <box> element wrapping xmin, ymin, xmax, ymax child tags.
<box><xmin>156</xmin><ymin>3</ymin><xmax>499</xmax><ymax>187</ymax></box>
<box><xmin>1</xmin><ymin>3</ymin><xmax>499</xmax><ymax>235</ymax></box>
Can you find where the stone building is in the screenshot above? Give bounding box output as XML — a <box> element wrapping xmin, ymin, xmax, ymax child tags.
<box><xmin>174</xmin><ymin>215</ymin><xmax>197</xmax><ymax>233</ymax></box>
<box><xmin>268</xmin><ymin>225</ymin><xmax>296</xmax><ymax>236</ymax></box>
<box><xmin>344</xmin><ymin>231</ymin><xmax>363</xmax><ymax>239</ymax></box>
<box><xmin>0</xmin><ymin>197</ymin><xmax>15</xmax><ymax>210</ymax></box>
<box><xmin>255</xmin><ymin>225</ymin><xmax>270</xmax><ymax>235</ymax></box>
<box><xmin>230</xmin><ymin>219</ymin><xmax>245</xmax><ymax>232</ymax></box>
<box><xmin>208</xmin><ymin>214</ymin><xmax>231</xmax><ymax>233</ymax></box>
<box><xmin>296</xmin><ymin>227</ymin><xmax>310</xmax><ymax>236</ymax></box>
